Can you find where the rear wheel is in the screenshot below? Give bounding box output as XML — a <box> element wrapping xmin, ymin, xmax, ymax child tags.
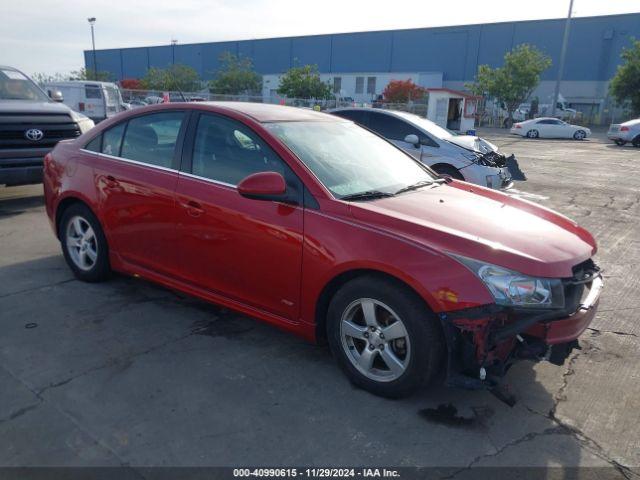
<box><xmin>59</xmin><ymin>203</ymin><xmax>111</xmax><ymax>282</ymax></box>
<box><xmin>327</xmin><ymin>276</ymin><xmax>444</xmax><ymax>398</ymax></box>
<box><xmin>431</xmin><ymin>164</ymin><xmax>464</xmax><ymax>181</ymax></box>
<box><xmin>526</xmin><ymin>129</ymin><xmax>539</xmax><ymax>139</ymax></box>
<box><xmin>573</xmin><ymin>130</ymin><xmax>586</xmax><ymax>140</ymax></box>
<box><xmin>614</xmin><ymin>139</ymin><xmax>626</xmax><ymax>146</ymax></box>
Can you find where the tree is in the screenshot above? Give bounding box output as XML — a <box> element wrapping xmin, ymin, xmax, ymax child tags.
<box><xmin>140</xmin><ymin>64</ymin><xmax>201</xmax><ymax>92</ymax></box>
<box><xmin>277</xmin><ymin>64</ymin><xmax>332</xmax><ymax>100</ymax></box>
<box><xmin>32</xmin><ymin>72</ymin><xmax>70</xmax><ymax>85</ymax></box>
<box><xmin>120</xmin><ymin>78</ymin><xmax>142</xmax><ymax>90</ymax></box>
<box><xmin>382</xmin><ymin>79</ymin><xmax>427</xmax><ymax>103</ymax></box>
<box><xmin>69</xmin><ymin>67</ymin><xmax>113</xmax><ymax>82</ymax></box>
<box><xmin>609</xmin><ymin>39</ymin><xmax>640</xmax><ymax>116</ymax></box>
<box><xmin>208</xmin><ymin>52</ymin><xmax>262</xmax><ymax>95</ymax></box>
<box><xmin>467</xmin><ymin>44</ymin><xmax>551</xmax><ymax>126</ymax></box>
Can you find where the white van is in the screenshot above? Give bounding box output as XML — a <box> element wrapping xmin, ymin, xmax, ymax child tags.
<box><xmin>42</xmin><ymin>81</ymin><xmax>126</xmax><ymax>123</ymax></box>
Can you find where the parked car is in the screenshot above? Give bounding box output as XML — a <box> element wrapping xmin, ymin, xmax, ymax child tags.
<box><xmin>0</xmin><ymin>65</ymin><xmax>94</xmax><ymax>186</ymax></box>
<box><xmin>43</xmin><ymin>81</ymin><xmax>126</xmax><ymax>123</ymax></box>
<box><xmin>44</xmin><ymin>102</ymin><xmax>602</xmax><ymax>398</ymax></box>
<box><xmin>510</xmin><ymin>118</ymin><xmax>591</xmax><ymax>140</ymax></box>
<box><xmin>607</xmin><ymin>119</ymin><xmax>640</xmax><ymax>147</ymax></box>
<box><xmin>331</xmin><ymin>108</ymin><xmax>513</xmax><ymax>190</ymax></box>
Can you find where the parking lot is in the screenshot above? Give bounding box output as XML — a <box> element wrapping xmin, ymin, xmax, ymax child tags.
<box><xmin>1</xmin><ymin>130</ymin><xmax>639</xmax><ymax>474</ymax></box>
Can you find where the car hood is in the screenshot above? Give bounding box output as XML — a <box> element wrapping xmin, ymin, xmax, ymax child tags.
<box><xmin>446</xmin><ymin>135</ymin><xmax>499</xmax><ymax>154</ymax></box>
<box><xmin>349</xmin><ymin>182</ymin><xmax>596</xmax><ymax>278</ymax></box>
<box><xmin>0</xmin><ymin>100</ymin><xmax>73</xmax><ymax>115</ymax></box>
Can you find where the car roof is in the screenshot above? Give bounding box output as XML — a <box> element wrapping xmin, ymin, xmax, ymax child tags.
<box><xmin>204</xmin><ymin>102</ymin><xmax>339</xmax><ymax>123</ymax></box>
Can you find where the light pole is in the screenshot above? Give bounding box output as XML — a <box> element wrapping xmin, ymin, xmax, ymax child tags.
<box><xmin>171</xmin><ymin>39</ymin><xmax>178</xmax><ymax>65</ymax></box>
<box><xmin>88</xmin><ymin>17</ymin><xmax>97</xmax><ymax>80</ymax></box>
<box><xmin>552</xmin><ymin>0</ymin><xmax>574</xmax><ymax>116</ymax></box>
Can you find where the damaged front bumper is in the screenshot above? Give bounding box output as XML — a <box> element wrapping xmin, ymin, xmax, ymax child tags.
<box><xmin>437</xmin><ymin>263</ymin><xmax>603</xmax><ymax>390</ymax></box>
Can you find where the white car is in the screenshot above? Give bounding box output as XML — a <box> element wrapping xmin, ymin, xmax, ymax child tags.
<box><xmin>607</xmin><ymin>119</ymin><xmax>640</xmax><ymax>147</ymax></box>
<box><xmin>330</xmin><ymin>108</ymin><xmax>513</xmax><ymax>190</ymax></box>
<box><xmin>510</xmin><ymin>117</ymin><xmax>591</xmax><ymax>140</ymax></box>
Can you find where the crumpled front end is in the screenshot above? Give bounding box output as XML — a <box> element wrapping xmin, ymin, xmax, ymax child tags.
<box><xmin>438</xmin><ymin>259</ymin><xmax>603</xmax><ymax>390</ymax></box>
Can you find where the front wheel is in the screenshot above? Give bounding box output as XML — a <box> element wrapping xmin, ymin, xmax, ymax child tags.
<box><xmin>59</xmin><ymin>203</ymin><xmax>111</xmax><ymax>282</ymax></box>
<box><xmin>573</xmin><ymin>130</ymin><xmax>587</xmax><ymax>140</ymax></box>
<box><xmin>327</xmin><ymin>276</ymin><xmax>444</xmax><ymax>398</ymax></box>
<box><xmin>633</xmin><ymin>136</ymin><xmax>640</xmax><ymax>148</ymax></box>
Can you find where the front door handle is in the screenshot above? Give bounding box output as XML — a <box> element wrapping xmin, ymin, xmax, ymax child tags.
<box><xmin>181</xmin><ymin>200</ymin><xmax>204</xmax><ymax>217</ymax></box>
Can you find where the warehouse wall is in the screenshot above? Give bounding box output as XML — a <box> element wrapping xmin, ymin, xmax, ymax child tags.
<box><xmin>85</xmin><ymin>13</ymin><xmax>640</xmax><ymax>83</ymax></box>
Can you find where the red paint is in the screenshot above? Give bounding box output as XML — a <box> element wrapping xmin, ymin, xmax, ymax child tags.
<box><xmin>43</xmin><ymin>103</ymin><xmax>599</xmax><ymax>353</ymax></box>
<box><xmin>238</xmin><ymin>171</ymin><xmax>286</xmax><ymax>196</ymax></box>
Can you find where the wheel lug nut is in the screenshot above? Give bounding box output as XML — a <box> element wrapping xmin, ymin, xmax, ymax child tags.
<box><xmin>379</xmin><ymin>333</ymin><xmax>385</xmax><ymax>339</ymax></box>
<box><xmin>363</xmin><ymin>332</ymin><xmax>369</xmax><ymax>338</ymax></box>
<box><xmin>369</xmin><ymin>344</ymin><xmax>375</xmax><ymax>350</ymax></box>
<box><xmin>379</xmin><ymin>344</ymin><xmax>385</xmax><ymax>350</ymax></box>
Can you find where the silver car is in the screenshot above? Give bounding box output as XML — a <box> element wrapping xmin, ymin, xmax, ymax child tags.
<box><xmin>607</xmin><ymin>119</ymin><xmax>640</xmax><ymax>147</ymax></box>
<box><xmin>330</xmin><ymin>108</ymin><xmax>513</xmax><ymax>190</ymax></box>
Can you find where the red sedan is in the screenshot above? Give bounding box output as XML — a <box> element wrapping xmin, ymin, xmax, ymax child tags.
<box><xmin>43</xmin><ymin>102</ymin><xmax>603</xmax><ymax>398</ymax></box>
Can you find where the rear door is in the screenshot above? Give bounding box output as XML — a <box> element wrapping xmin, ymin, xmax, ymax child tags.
<box><xmin>86</xmin><ymin>110</ymin><xmax>188</xmax><ymax>276</ymax></box>
<box><xmin>174</xmin><ymin>112</ymin><xmax>304</xmax><ymax>319</ymax></box>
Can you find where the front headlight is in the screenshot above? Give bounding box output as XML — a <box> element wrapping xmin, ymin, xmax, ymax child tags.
<box><xmin>451</xmin><ymin>254</ymin><xmax>565</xmax><ymax>309</ymax></box>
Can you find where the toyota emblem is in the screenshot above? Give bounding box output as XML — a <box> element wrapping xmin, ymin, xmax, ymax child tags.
<box><xmin>25</xmin><ymin>128</ymin><xmax>44</xmax><ymax>141</ymax></box>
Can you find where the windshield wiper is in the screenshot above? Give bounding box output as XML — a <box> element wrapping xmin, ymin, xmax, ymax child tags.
<box><xmin>340</xmin><ymin>190</ymin><xmax>395</xmax><ymax>201</ymax></box>
<box><xmin>394</xmin><ymin>180</ymin><xmax>435</xmax><ymax>195</ymax></box>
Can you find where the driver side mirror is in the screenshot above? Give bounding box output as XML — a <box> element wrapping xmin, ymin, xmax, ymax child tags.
<box><xmin>238</xmin><ymin>171</ymin><xmax>286</xmax><ymax>201</ymax></box>
<box><xmin>404</xmin><ymin>134</ymin><xmax>420</xmax><ymax>147</ymax></box>
<box><xmin>48</xmin><ymin>89</ymin><xmax>64</xmax><ymax>102</ymax></box>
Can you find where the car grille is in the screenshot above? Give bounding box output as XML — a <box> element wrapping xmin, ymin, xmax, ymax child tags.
<box><xmin>0</xmin><ymin>113</ymin><xmax>81</xmax><ymax>149</ymax></box>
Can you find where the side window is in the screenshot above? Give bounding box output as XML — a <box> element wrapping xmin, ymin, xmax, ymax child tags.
<box><xmin>101</xmin><ymin>123</ymin><xmax>126</xmax><ymax>156</ymax></box>
<box><xmin>85</xmin><ymin>134</ymin><xmax>102</xmax><ymax>152</ymax></box>
<box><xmin>85</xmin><ymin>85</ymin><xmax>102</xmax><ymax>99</ymax></box>
<box><xmin>368</xmin><ymin>113</ymin><xmax>421</xmax><ymax>142</ymax></box>
<box><xmin>333</xmin><ymin>110</ymin><xmax>368</xmax><ymax>126</ymax></box>
<box><xmin>192</xmin><ymin>114</ymin><xmax>287</xmax><ymax>186</ymax></box>
<box><xmin>121</xmin><ymin>112</ymin><xmax>185</xmax><ymax>168</ymax></box>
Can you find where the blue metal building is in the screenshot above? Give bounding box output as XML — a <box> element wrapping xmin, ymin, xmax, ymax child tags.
<box><xmin>86</xmin><ymin>13</ymin><xmax>640</xmax><ymax>111</ymax></box>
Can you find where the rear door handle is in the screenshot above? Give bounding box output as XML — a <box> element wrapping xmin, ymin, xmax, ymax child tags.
<box><xmin>181</xmin><ymin>200</ymin><xmax>204</xmax><ymax>217</ymax></box>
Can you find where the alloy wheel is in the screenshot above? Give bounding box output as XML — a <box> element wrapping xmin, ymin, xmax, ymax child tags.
<box><xmin>65</xmin><ymin>216</ymin><xmax>98</xmax><ymax>271</ymax></box>
<box><xmin>340</xmin><ymin>298</ymin><xmax>411</xmax><ymax>382</ymax></box>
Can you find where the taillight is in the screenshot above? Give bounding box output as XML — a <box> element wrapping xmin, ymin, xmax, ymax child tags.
<box><xmin>620</xmin><ymin>126</ymin><xmax>629</xmax><ymax>132</ymax></box>
<box><xmin>79</xmin><ymin>102</ymin><xmax>85</xmax><ymax>111</ymax></box>
<box><xmin>515</xmin><ymin>124</ymin><xmax>522</xmax><ymax>129</ymax></box>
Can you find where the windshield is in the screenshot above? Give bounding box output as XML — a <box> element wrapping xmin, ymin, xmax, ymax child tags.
<box><xmin>392</xmin><ymin>111</ymin><xmax>457</xmax><ymax>139</ymax></box>
<box><xmin>265</xmin><ymin>121</ymin><xmax>436</xmax><ymax>198</ymax></box>
<box><xmin>0</xmin><ymin>68</ymin><xmax>49</xmax><ymax>101</ymax></box>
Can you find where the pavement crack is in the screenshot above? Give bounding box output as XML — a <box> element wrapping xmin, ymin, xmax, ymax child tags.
<box><xmin>0</xmin><ymin>278</ymin><xmax>76</xmax><ymax>299</ymax></box>
<box><xmin>441</xmin><ymin>427</ymin><xmax>565</xmax><ymax>479</ymax></box>
<box><xmin>587</xmin><ymin>327</ymin><xmax>638</xmax><ymax>338</ymax></box>
<box><xmin>0</xmin><ymin>402</ymin><xmax>41</xmax><ymax>426</ymax></box>
<box><xmin>36</xmin><ymin>330</ymin><xmax>197</xmax><ymax>396</ymax></box>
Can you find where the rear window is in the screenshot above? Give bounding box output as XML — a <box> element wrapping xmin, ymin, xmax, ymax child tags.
<box><xmin>120</xmin><ymin>112</ymin><xmax>185</xmax><ymax>168</ymax></box>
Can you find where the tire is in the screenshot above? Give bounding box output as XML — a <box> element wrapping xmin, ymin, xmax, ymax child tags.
<box><xmin>573</xmin><ymin>130</ymin><xmax>586</xmax><ymax>140</ymax></box>
<box><xmin>431</xmin><ymin>164</ymin><xmax>464</xmax><ymax>181</ymax></box>
<box><xmin>614</xmin><ymin>139</ymin><xmax>626</xmax><ymax>146</ymax></box>
<box><xmin>633</xmin><ymin>136</ymin><xmax>640</xmax><ymax>148</ymax></box>
<box><xmin>59</xmin><ymin>203</ymin><xmax>111</xmax><ymax>282</ymax></box>
<box><xmin>326</xmin><ymin>275</ymin><xmax>444</xmax><ymax>398</ymax></box>
<box><xmin>526</xmin><ymin>129</ymin><xmax>539</xmax><ymax>139</ymax></box>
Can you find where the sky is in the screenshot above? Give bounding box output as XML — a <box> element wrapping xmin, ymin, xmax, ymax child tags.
<box><xmin>2</xmin><ymin>0</ymin><xmax>640</xmax><ymax>76</ymax></box>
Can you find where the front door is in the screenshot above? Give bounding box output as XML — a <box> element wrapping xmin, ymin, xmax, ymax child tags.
<box><xmin>174</xmin><ymin>112</ymin><xmax>304</xmax><ymax>320</ymax></box>
<box><xmin>89</xmin><ymin>110</ymin><xmax>187</xmax><ymax>275</ymax></box>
